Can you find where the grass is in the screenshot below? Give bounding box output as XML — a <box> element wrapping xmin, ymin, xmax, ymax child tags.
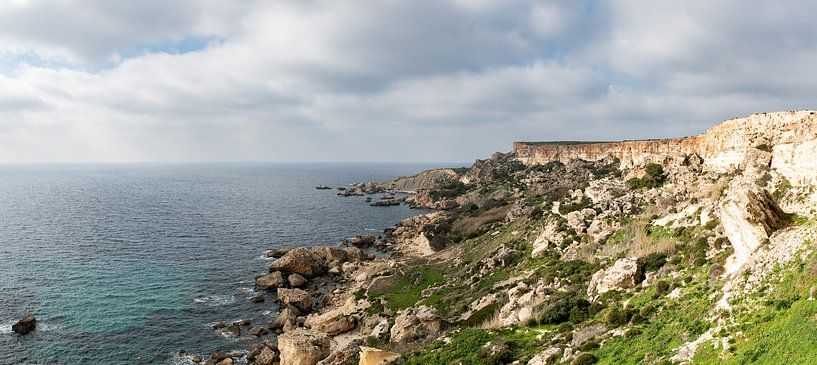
<box><xmin>369</xmin><ymin>267</ymin><xmax>445</xmax><ymax>310</ymax></box>
<box><xmin>403</xmin><ymin>327</ymin><xmax>547</xmax><ymax>365</ymax></box>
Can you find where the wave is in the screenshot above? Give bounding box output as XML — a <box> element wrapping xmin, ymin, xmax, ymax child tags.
<box><xmin>192</xmin><ymin>295</ymin><xmax>235</xmax><ymax>307</ymax></box>
<box><xmin>0</xmin><ymin>322</ymin><xmax>12</xmax><ymax>335</ymax></box>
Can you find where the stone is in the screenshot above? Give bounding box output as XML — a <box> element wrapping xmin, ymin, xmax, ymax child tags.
<box><xmin>304</xmin><ymin>309</ymin><xmax>357</xmax><ymax>335</ymax></box>
<box><xmin>249</xmin><ymin>325</ymin><xmax>269</xmax><ymax>336</ymax></box>
<box><xmin>277</xmin><ymin>328</ymin><xmax>332</xmax><ymax>365</ymax></box>
<box><xmin>266</xmin><ymin>246</ymin><xmax>296</xmax><ymax>258</ymax></box>
<box><xmin>358</xmin><ymin>346</ymin><xmax>401</xmax><ymax>365</ymax></box>
<box><xmin>222</xmin><ymin>325</ymin><xmax>240</xmax><ymax>337</ymax></box>
<box><xmin>255</xmin><ymin>346</ymin><xmax>278</xmax><ymax>365</ymax></box>
<box><xmin>587</xmin><ymin>258</ymin><xmax>641</xmax><ymax>298</ymax></box>
<box><xmin>250</xmin><ymin>295</ymin><xmax>265</xmax><ymax>303</ymax></box>
<box><xmin>233</xmin><ymin>319</ymin><xmax>251</xmax><ymax>326</ymax></box>
<box><xmin>192</xmin><ymin>355</ymin><xmax>202</xmax><ymax>363</ymax></box>
<box><xmin>209</xmin><ymin>321</ymin><xmax>226</xmax><ymax>329</ymax></box>
<box><xmin>12</xmin><ymin>314</ymin><xmax>36</xmax><ymax>335</ymax></box>
<box><xmin>316</xmin><ymin>338</ymin><xmax>364</xmax><ymax>365</ymax></box>
<box><xmin>270</xmin><ymin>247</ymin><xmax>327</xmax><ymax>278</ymax></box>
<box><xmin>278</xmin><ymin>288</ymin><xmax>312</xmax><ymax>312</ymax></box>
<box><xmin>288</xmin><ymin>273</ymin><xmax>308</xmax><ymax>288</ymax></box>
<box><xmin>528</xmin><ymin>347</ymin><xmax>562</xmax><ymax>365</ymax></box>
<box><xmin>370</xmin><ymin>319</ymin><xmax>390</xmax><ymax>338</ymax></box>
<box><xmin>390</xmin><ymin>305</ymin><xmax>442</xmax><ymax>345</ymax></box>
<box><xmin>271</xmin><ymin>305</ymin><xmax>301</xmax><ymax>329</ymax></box>
<box><xmin>256</xmin><ymin>271</ymin><xmax>286</xmax><ymax>290</ymax></box>
<box><xmin>570</xmin><ymin>324</ymin><xmax>608</xmax><ymax>347</ymax></box>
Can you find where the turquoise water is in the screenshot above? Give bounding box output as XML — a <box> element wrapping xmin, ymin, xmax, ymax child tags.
<box><xmin>0</xmin><ymin>163</ymin><xmax>441</xmax><ymax>364</ymax></box>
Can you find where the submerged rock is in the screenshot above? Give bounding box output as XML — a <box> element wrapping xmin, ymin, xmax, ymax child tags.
<box><xmin>12</xmin><ymin>314</ymin><xmax>36</xmax><ymax>335</ymax></box>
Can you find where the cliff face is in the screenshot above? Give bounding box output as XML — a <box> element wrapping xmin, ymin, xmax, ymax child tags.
<box><xmin>514</xmin><ymin>110</ymin><xmax>817</xmax><ymax>186</ymax></box>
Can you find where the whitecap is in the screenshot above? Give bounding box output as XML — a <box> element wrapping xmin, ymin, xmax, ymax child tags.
<box><xmin>0</xmin><ymin>322</ymin><xmax>13</xmax><ymax>335</ymax></box>
<box><xmin>193</xmin><ymin>295</ymin><xmax>235</xmax><ymax>307</ymax></box>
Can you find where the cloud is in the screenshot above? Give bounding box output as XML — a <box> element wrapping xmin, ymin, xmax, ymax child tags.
<box><xmin>0</xmin><ymin>0</ymin><xmax>814</xmax><ymax>163</ymax></box>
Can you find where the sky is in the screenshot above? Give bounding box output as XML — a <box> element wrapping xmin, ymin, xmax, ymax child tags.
<box><xmin>0</xmin><ymin>0</ymin><xmax>815</xmax><ymax>163</ymax></box>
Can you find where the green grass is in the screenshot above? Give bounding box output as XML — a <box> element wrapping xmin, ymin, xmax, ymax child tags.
<box><xmin>370</xmin><ymin>267</ymin><xmax>444</xmax><ymax>310</ymax></box>
<box><xmin>403</xmin><ymin>327</ymin><xmax>547</xmax><ymax>365</ymax></box>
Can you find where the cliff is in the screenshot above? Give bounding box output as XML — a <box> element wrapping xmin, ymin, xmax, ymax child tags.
<box><xmin>514</xmin><ymin>110</ymin><xmax>817</xmax><ymax>185</ymax></box>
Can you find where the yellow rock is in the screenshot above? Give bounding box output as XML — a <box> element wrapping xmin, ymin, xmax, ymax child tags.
<box><xmin>358</xmin><ymin>346</ymin><xmax>400</xmax><ymax>365</ymax></box>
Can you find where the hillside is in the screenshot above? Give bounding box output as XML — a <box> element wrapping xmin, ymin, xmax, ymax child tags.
<box><xmin>193</xmin><ymin>110</ymin><xmax>817</xmax><ymax>365</ymax></box>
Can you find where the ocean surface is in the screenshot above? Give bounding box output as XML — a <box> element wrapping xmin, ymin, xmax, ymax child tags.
<box><xmin>0</xmin><ymin>163</ymin><xmax>446</xmax><ymax>365</ymax></box>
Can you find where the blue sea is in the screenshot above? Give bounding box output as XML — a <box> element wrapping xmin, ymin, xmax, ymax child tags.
<box><xmin>0</xmin><ymin>163</ymin><xmax>445</xmax><ymax>365</ymax></box>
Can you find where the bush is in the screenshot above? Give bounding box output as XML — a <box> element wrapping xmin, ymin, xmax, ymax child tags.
<box><xmin>537</xmin><ymin>296</ymin><xmax>590</xmax><ymax>325</ymax></box>
<box><xmin>655</xmin><ymin>280</ymin><xmax>671</xmax><ymax>294</ymax></box>
<box><xmin>606</xmin><ymin>305</ymin><xmax>632</xmax><ymax>327</ymax></box>
<box><xmin>572</xmin><ymin>352</ymin><xmax>598</xmax><ymax>365</ymax></box>
<box><xmin>638</xmin><ymin>252</ymin><xmax>667</xmax><ymax>272</ymax></box>
<box><xmin>627</xmin><ymin>163</ymin><xmax>667</xmax><ymax>190</ymax></box>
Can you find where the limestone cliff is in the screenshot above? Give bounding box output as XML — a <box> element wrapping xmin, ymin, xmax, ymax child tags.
<box><xmin>514</xmin><ymin>110</ymin><xmax>817</xmax><ymax>186</ymax></box>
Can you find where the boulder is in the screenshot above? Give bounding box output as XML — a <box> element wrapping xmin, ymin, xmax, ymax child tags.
<box><xmin>255</xmin><ymin>346</ymin><xmax>278</xmax><ymax>365</ymax></box>
<box><xmin>209</xmin><ymin>321</ymin><xmax>226</xmax><ymax>330</ymax></box>
<box><xmin>527</xmin><ymin>347</ymin><xmax>562</xmax><ymax>365</ymax></box>
<box><xmin>278</xmin><ymin>288</ymin><xmax>312</xmax><ymax>312</ymax></box>
<box><xmin>271</xmin><ymin>305</ymin><xmax>301</xmax><ymax>329</ymax></box>
<box><xmin>389</xmin><ymin>305</ymin><xmax>442</xmax><ymax>345</ymax></box>
<box><xmin>249</xmin><ymin>325</ymin><xmax>269</xmax><ymax>337</ymax></box>
<box><xmin>304</xmin><ymin>309</ymin><xmax>357</xmax><ymax>335</ymax></box>
<box><xmin>359</xmin><ymin>346</ymin><xmax>401</xmax><ymax>365</ymax></box>
<box><xmin>317</xmin><ymin>338</ymin><xmax>364</xmax><ymax>365</ymax></box>
<box><xmin>250</xmin><ymin>295</ymin><xmax>265</xmax><ymax>303</ymax></box>
<box><xmin>587</xmin><ymin>258</ymin><xmax>641</xmax><ymax>297</ymax></box>
<box><xmin>288</xmin><ymin>273</ymin><xmax>308</xmax><ymax>288</ymax></box>
<box><xmin>267</xmin><ymin>246</ymin><xmax>296</xmax><ymax>258</ymax></box>
<box><xmin>12</xmin><ymin>314</ymin><xmax>36</xmax><ymax>335</ymax></box>
<box><xmin>570</xmin><ymin>324</ymin><xmax>608</xmax><ymax>347</ymax></box>
<box><xmin>278</xmin><ymin>328</ymin><xmax>332</xmax><ymax>365</ymax></box>
<box><xmin>270</xmin><ymin>248</ymin><xmax>327</xmax><ymax>278</ymax></box>
<box><xmin>256</xmin><ymin>271</ymin><xmax>286</xmax><ymax>290</ymax></box>
<box><xmin>222</xmin><ymin>325</ymin><xmax>240</xmax><ymax>337</ymax></box>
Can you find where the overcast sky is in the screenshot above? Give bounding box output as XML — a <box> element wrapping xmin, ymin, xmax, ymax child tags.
<box><xmin>0</xmin><ymin>1</ymin><xmax>814</xmax><ymax>163</ymax></box>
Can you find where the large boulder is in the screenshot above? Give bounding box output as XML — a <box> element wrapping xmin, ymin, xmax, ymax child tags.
<box><xmin>304</xmin><ymin>308</ymin><xmax>357</xmax><ymax>336</ymax></box>
<box><xmin>271</xmin><ymin>305</ymin><xmax>301</xmax><ymax>329</ymax></box>
<box><xmin>256</xmin><ymin>271</ymin><xmax>286</xmax><ymax>290</ymax></box>
<box><xmin>278</xmin><ymin>288</ymin><xmax>312</xmax><ymax>312</ymax></box>
<box><xmin>587</xmin><ymin>258</ymin><xmax>641</xmax><ymax>298</ymax></box>
<box><xmin>12</xmin><ymin>314</ymin><xmax>36</xmax><ymax>335</ymax></box>
<box><xmin>278</xmin><ymin>328</ymin><xmax>332</xmax><ymax>365</ymax></box>
<box><xmin>389</xmin><ymin>305</ymin><xmax>442</xmax><ymax>345</ymax></box>
<box><xmin>270</xmin><ymin>248</ymin><xmax>327</xmax><ymax>278</ymax></box>
<box><xmin>317</xmin><ymin>338</ymin><xmax>364</xmax><ymax>365</ymax></box>
<box><xmin>288</xmin><ymin>273</ymin><xmax>308</xmax><ymax>288</ymax></box>
<box><xmin>255</xmin><ymin>346</ymin><xmax>278</xmax><ymax>365</ymax></box>
<box><xmin>359</xmin><ymin>346</ymin><xmax>401</xmax><ymax>365</ymax></box>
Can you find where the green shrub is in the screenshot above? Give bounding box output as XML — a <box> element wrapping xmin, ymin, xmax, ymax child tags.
<box><xmin>755</xmin><ymin>143</ymin><xmax>772</xmax><ymax>152</ymax></box>
<box><xmin>572</xmin><ymin>352</ymin><xmax>597</xmax><ymax>365</ymax></box>
<box><xmin>606</xmin><ymin>305</ymin><xmax>633</xmax><ymax>327</ymax></box>
<box><xmin>628</xmin><ymin>163</ymin><xmax>667</xmax><ymax>190</ymax></box>
<box><xmin>655</xmin><ymin>280</ymin><xmax>671</xmax><ymax>294</ymax></box>
<box><xmin>638</xmin><ymin>252</ymin><xmax>667</xmax><ymax>272</ymax></box>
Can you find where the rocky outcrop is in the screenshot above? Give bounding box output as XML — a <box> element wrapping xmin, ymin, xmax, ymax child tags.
<box><xmin>389</xmin><ymin>305</ymin><xmax>442</xmax><ymax>346</ymax></box>
<box><xmin>12</xmin><ymin>314</ymin><xmax>36</xmax><ymax>335</ymax></box>
<box><xmin>380</xmin><ymin>168</ymin><xmax>462</xmax><ymax>193</ymax></box>
<box><xmin>278</xmin><ymin>328</ymin><xmax>332</xmax><ymax>365</ymax></box>
<box><xmin>270</xmin><ymin>248</ymin><xmax>328</xmax><ymax>278</ymax></box>
<box><xmin>359</xmin><ymin>347</ymin><xmax>401</xmax><ymax>365</ymax></box>
<box><xmin>587</xmin><ymin>258</ymin><xmax>641</xmax><ymax>298</ymax></box>
<box><xmin>278</xmin><ymin>288</ymin><xmax>312</xmax><ymax>312</ymax></box>
<box><xmin>304</xmin><ymin>308</ymin><xmax>357</xmax><ymax>335</ymax></box>
<box><xmin>271</xmin><ymin>305</ymin><xmax>301</xmax><ymax>329</ymax></box>
<box><xmin>256</xmin><ymin>271</ymin><xmax>286</xmax><ymax>290</ymax></box>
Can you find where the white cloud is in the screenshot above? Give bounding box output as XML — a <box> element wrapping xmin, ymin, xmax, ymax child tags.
<box><xmin>0</xmin><ymin>0</ymin><xmax>815</xmax><ymax>163</ymax></box>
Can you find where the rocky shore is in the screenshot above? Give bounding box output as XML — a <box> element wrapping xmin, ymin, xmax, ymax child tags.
<box><xmin>183</xmin><ymin>111</ymin><xmax>817</xmax><ymax>364</ymax></box>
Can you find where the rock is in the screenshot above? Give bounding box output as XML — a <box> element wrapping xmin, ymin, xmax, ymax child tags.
<box><xmin>216</xmin><ymin>358</ymin><xmax>233</xmax><ymax>365</ymax></box>
<box><xmin>531</xmin><ymin>219</ymin><xmax>565</xmax><ymax>257</ymax></box>
<box><xmin>192</xmin><ymin>355</ymin><xmax>202</xmax><ymax>363</ymax></box>
<box><xmin>270</xmin><ymin>247</ymin><xmax>327</xmax><ymax>278</ymax></box>
<box><xmin>317</xmin><ymin>338</ymin><xmax>364</xmax><ymax>365</ymax></box>
<box><xmin>233</xmin><ymin>319</ymin><xmax>251</xmax><ymax>326</ymax></box>
<box><xmin>528</xmin><ymin>347</ymin><xmax>562</xmax><ymax>365</ymax></box>
<box><xmin>12</xmin><ymin>314</ymin><xmax>36</xmax><ymax>335</ymax></box>
<box><xmin>355</xmin><ymin>272</ymin><xmax>369</xmax><ymax>282</ymax></box>
<box><xmin>248</xmin><ymin>344</ymin><xmax>262</xmax><ymax>362</ymax></box>
<box><xmin>288</xmin><ymin>273</ymin><xmax>308</xmax><ymax>288</ymax></box>
<box><xmin>255</xmin><ymin>346</ymin><xmax>278</xmax><ymax>365</ymax></box>
<box><xmin>359</xmin><ymin>346</ymin><xmax>401</xmax><ymax>365</ymax></box>
<box><xmin>209</xmin><ymin>321</ymin><xmax>226</xmax><ymax>329</ymax></box>
<box><xmin>267</xmin><ymin>246</ymin><xmax>296</xmax><ymax>258</ymax></box>
<box><xmin>278</xmin><ymin>288</ymin><xmax>312</xmax><ymax>312</ymax></box>
<box><xmin>249</xmin><ymin>325</ymin><xmax>269</xmax><ymax>336</ymax></box>
<box><xmin>271</xmin><ymin>305</ymin><xmax>301</xmax><ymax>329</ymax></box>
<box><xmin>370</xmin><ymin>319</ymin><xmax>390</xmax><ymax>338</ymax></box>
<box><xmin>222</xmin><ymin>325</ymin><xmax>241</xmax><ymax>337</ymax></box>
<box><xmin>587</xmin><ymin>257</ymin><xmax>641</xmax><ymax>298</ymax></box>
<box><xmin>390</xmin><ymin>305</ymin><xmax>442</xmax><ymax>345</ymax></box>
<box><xmin>250</xmin><ymin>295</ymin><xmax>265</xmax><ymax>303</ymax></box>
<box><xmin>345</xmin><ymin>235</ymin><xmax>377</xmax><ymax>248</ymax></box>
<box><xmin>256</xmin><ymin>271</ymin><xmax>286</xmax><ymax>290</ymax></box>
<box><xmin>278</xmin><ymin>328</ymin><xmax>332</xmax><ymax>365</ymax></box>
<box><xmin>304</xmin><ymin>309</ymin><xmax>357</xmax><ymax>335</ymax></box>
<box><xmin>570</xmin><ymin>324</ymin><xmax>608</xmax><ymax>347</ymax></box>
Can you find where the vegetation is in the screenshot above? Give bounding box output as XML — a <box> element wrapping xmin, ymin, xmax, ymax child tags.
<box><xmin>627</xmin><ymin>163</ymin><xmax>667</xmax><ymax>190</ymax></box>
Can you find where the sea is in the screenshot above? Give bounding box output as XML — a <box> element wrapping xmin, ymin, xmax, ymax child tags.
<box><xmin>0</xmin><ymin>162</ymin><xmax>448</xmax><ymax>365</ymax></box>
